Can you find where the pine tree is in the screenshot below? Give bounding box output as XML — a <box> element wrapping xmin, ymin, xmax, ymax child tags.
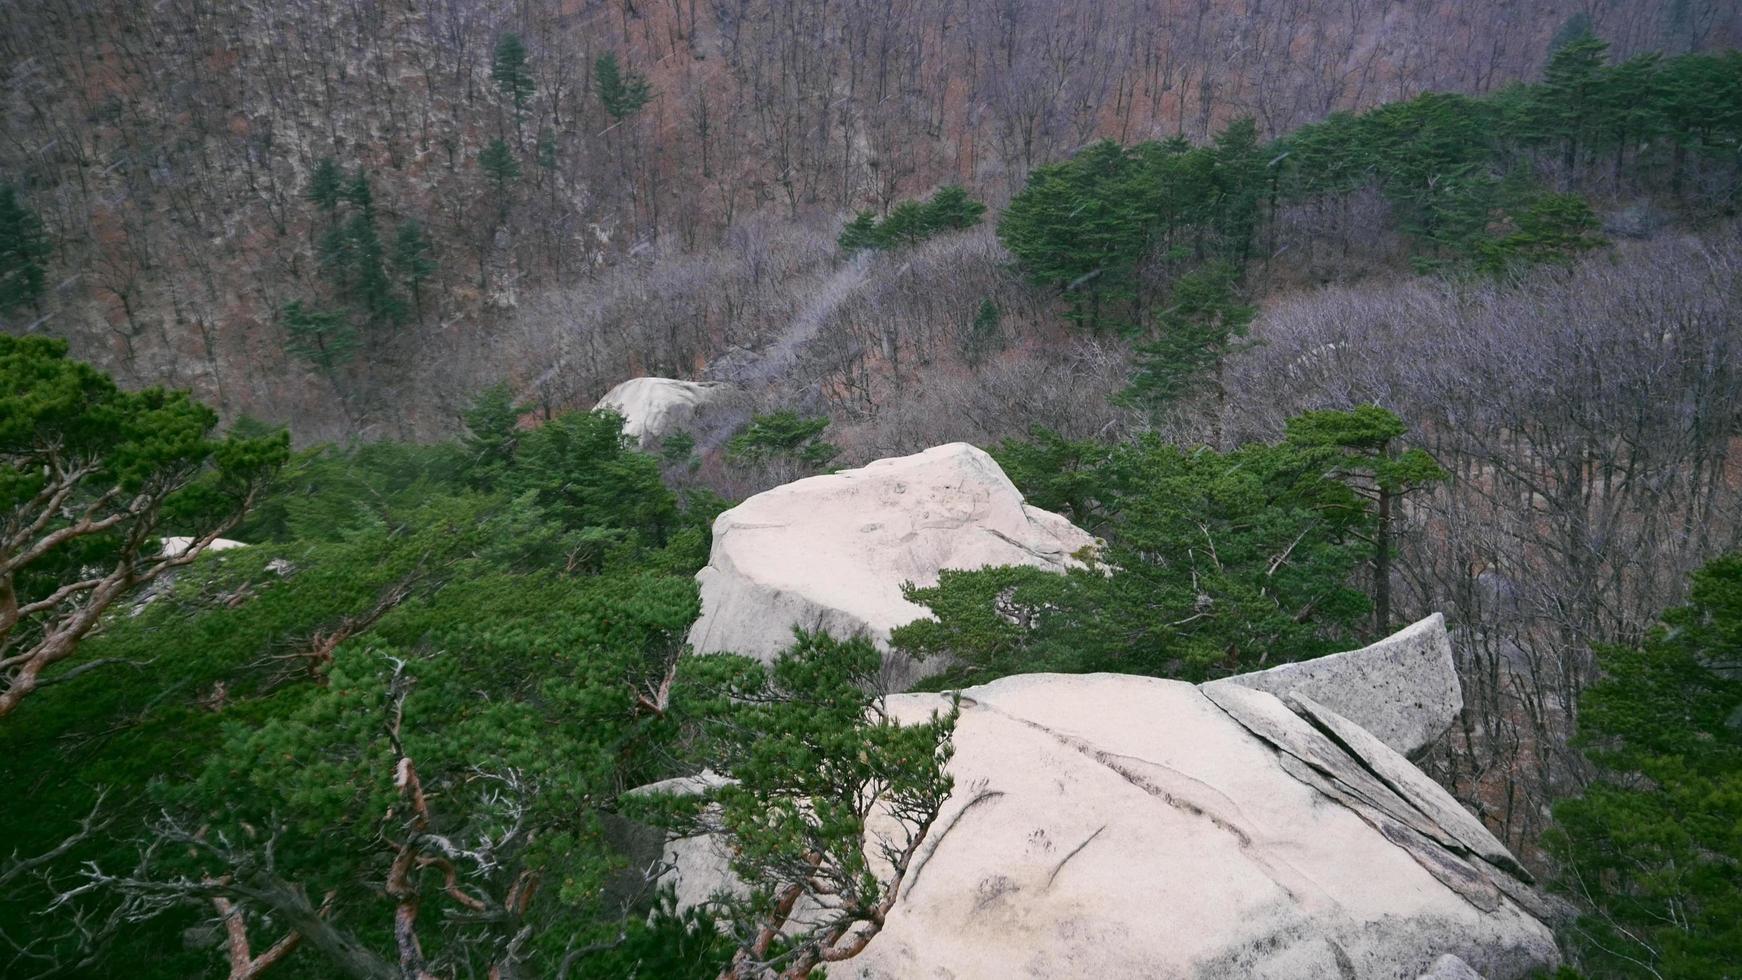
<box><xmin>1284</xmin><ymin>406</ymin><xmax>1447</xmax><ymax>634</ymax></box>
<box><xmin>312</xmin><ymin>170</ymin><xmax>403</xmax><ymax>326</ymax></box>
<box><xmin>923</xmin><ymin>185</ymin><xmax>987</xmax><ymax>231</ymax></box>
<box><xmin>837</xmin><ymin>210</ymin><xmax>880</xmax><ymax>252</ymax></box>
<box><xmin>1549</xmin><ymin>555</ymin><xmax>1742</xmax><ymax>977</ymax></box>
<box><xmin>595</xmin><ymin>52</ymin><xmax>652</xmax><ymax>122</ymax></box>
<box><xmin>964</xmin><ymin>297</ymin><xmax>1002</xmax><ymax>367</ymax></box>
<box><xmin>1534</xmin><ymin>32</ymin><xmax>1611</xmax><ymax>173</ymax></box>
<box><xmin>1547</xmin><ymin>12</ymin><xmax>1593</xmax><ymax>55</ymax></box>
<box><xmin>306</xmin><ymin>157</ymin><xmax>344</xmax><ymax>219</ymax></box>
<box><xmin>1210</xmin><ymin>118</ymin><xmax>1266</xmax><ymax>265</ymax></box>
<box><xmin>491</xmin><ymin>33</ymin><xmax>535</xmax><ymax>118</ymax></box>
<box><xmin>998</xmin><ymin>140</ymin><xmax>1149</xmax><ymax>330</ymax></box>
<box><xmin>0</xmin><ymin>185</ymin><xmax>50</xmax><ymax>317</ymax></box>
<box><xmin>282</xmin><ymin>299</ymin><xmax>359</xmax><ymax>372</ymax></box>
<box><xmin>460</xmin><ymin>382</ymin><xmax>525</xmax><ymax>488</ymax></box>
<box><xmin>1475</xmin><ymin>191</ymin><xmax>1605</xmax><ymax>272</ymax></box>
<box><xmin>877</xmin><ymin>200</ymin><xmax>931</xmax><ymax>248</ymax></box>
<box><xmin>479</xmin><ymin>139</ymin><xmax>521</xmax><ymax>220</ymax></box>
<box><xmin>342</xmin><ymin>169</ymin><xmax>374</xmax><ymax>214</ymax></box>
<box><xmin>1123</xmin><ymin>263</ymin><xmax>1255</xmax><ymax>435</ymax></box>
<box><xmin>391</xmin><ymin>220</ymin><xmax>436</xmax><ymax>315</ymax></box>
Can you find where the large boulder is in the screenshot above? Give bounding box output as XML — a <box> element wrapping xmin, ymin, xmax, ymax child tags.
<box><xmin>646</xmin><ymin>619</ymin><xmax>1560</xmax><ymax>979</ymax></box>
<box><xmin>686</xmin><ymin>443</ymin><xmax>1097</xmax><ymax>688</ymax></box>
<box><xmin>593</xmin><ymin>376</ymin><xmax>745</xmax><ymax>448</ymax></box>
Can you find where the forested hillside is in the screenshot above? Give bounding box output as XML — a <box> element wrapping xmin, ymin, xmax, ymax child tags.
<box><xmin>2</xmin><ymin>0</ymin><xmax>1736</xmax><ymax>440</ymax></box>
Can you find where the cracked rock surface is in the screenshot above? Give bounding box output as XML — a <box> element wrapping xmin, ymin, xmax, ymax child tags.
<box><xmin>686</xmin><ymin>443</ymin><xmax>1097</xmax><ymax>689</ymax></box>
<box><xmin>650</xmin><ymin>620</ymin><xmax>1558</xmax><ymax>979</ymax></box>
<box><xmin>1204</xmin><ymin>613</ymin><xmax>1462</xmax><ymax>757</ymax></box>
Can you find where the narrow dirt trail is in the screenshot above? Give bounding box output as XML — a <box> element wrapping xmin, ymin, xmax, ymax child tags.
<box><xmin>714</xmin><ymin>252</ymin><xmax>871</xmax><ymax>386</ymax></box>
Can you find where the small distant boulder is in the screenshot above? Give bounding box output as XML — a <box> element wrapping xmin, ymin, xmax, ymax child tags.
<box><xmin>158</xmin><ymin>536</ymin><xmax>248</xmax><ymax>559</ymax></box>
<box><xmin>686</xmin><ymin>443</ymin><xmax>1096</xmax><ymax>689</ymax></box>
<box><xmin>593</xmin><ymin>377</ymin><xmax>745</xmax><ymax>449</ymax></box>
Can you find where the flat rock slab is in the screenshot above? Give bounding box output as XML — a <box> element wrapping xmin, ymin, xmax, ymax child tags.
<box><xmin>1204</xmin><ymin>613</ymin><xmax>1461</xmax><ymax>757</ymax></box>
<box><xmin>644</xmin><ymin>668</ymin><xmax>1558</xmax><ymax>979</ymax></box>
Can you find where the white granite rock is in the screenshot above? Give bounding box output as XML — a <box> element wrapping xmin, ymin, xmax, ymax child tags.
<box><xmin>643</xmin><ymin>630</ymin><xmax>1557</xmax><ymax>979</ymax></box>
<box><xmin>1205</xmin><ymin>613</ymin><xmax>1462</xmax><ymax>757</ymax></box>
<box><xmin>593</xmin><ymin>376</ymin><xmax>745</xmax><ymax>448</ymax></box>
<box><xmin>157</xmin><ymin>536</ymin><xmax>248</xmax><ymax>558</ymax></box>
<box><xmin>685</xmin><ymin>443</ymin><xmax>1097</xmax><ymax>689</ymax></box>
<box><xmin>1418</xmin><ymin>953</ymin><xmax>1487</xmax><ymax>980</ymax></box>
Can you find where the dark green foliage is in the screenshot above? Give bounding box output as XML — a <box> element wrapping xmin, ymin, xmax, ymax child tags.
<box><xmin>1123</xmin><ymin>262</ymin><xmax>1254</xmax><ymax>415</ymax></box>
<box><xmin>1531</xmin><ymin>32</ymin><xmax>1611</xmax><ymax>169</ymax></box>
<box><xmin>233</xmin><ymin>438</ymin><xmax>466</xmax><ymax>545</ymax></box>
<box><xmin>837</xmin><ymin>185</ymin><xmax>988</xmax><ymax>252</ymax></box>
<box><xmin>1475</xmin><ymin>192</ymin><xmax>1606</xmax><ymax>272</ymax></box>
<box><xmin>1209</xmin><ymin>118</ymin><xmax>1267</xmax><ymax>265</ymax></box>
<box><xmin>0</xmin><ymin>184</ymin><xmax>50</xmax><ymax>317</ymax></box>
<box><xmin>837</xmin><ymin>210</ymin><xmax>880</xmax><ymax>251</ymax></box>
<box><xmin>924</xmin><ymin>185</ymin><xmax>989</xmax><ymax>231</ymax></box>
<box><xmin>595</xmin><ymin>52</ymin><xmax>652</xmax><ymax>122</ymax></box>
<box><xmin>659</xmin><ymin>430</ymin><xmax>697</xmax><ymax>466</ymax></box>
<box><xmin>0</xmin><ymin>494</ymin><xmax>700</xmax><ymax>976</ymax></box>
<box><xmin>684</xmin><ymin>631</ymin><xmax>958</xmax><ymax>975</ymax></box>
<box><xmin>491</xmin><ymin>33</ymin><xmax>535</xmax><ymax>114</ymax></box>
<box><xmin>305</xmin><ymin>157</ymin><xmax>344</xmax><ymax>215</ymax></box>
<box><xmin>342</xmin><ymin>211</ymin><xmax>402</xmax><ymax>325</ymax></box>
<box><xmin>876</xmin><ymin>199</ymin><xmax>934</xmax><ymax>248</ymax></box>
<box><xmin>1548</xmin><ymin>554</ymin><xmax>1742</xmax><ymax>977</ymax></box>
<box><xmin>963</xmin><ymin>297</ymin><xmax>1003</xmax><ymax>366</ymax></box>
<box><xmin>459</xmin><ymin>382</ymin><xmax>526</xmax><ymax>489</ymax></box>
<box><xmin>0</xmin><ymin>359</ymin><xmax>745</xmax><ymax>976</ymax></box>
<box><xmin>343</xmin><ymin>169</ymin><xmax>373</xmax><ymax>211</ymax></box>
<box><xmin>281</xmin><ymin>299</ymin><xmax>359</xmax><ymax>371</ymax></box>
<box><xmin>391</xmin><ymin>220</ymin><xmax>436</xmax><ymax>314</ymax></box>
<box><xmin>1284</xmin><ymin>406</ymin><xmax>1447</xmax><ymax>632</ymax></box>
<box><xmin>998</xmin><ymin>140</ymin><xmax>1151</xmax><ymax>329</ymax></box>
<box><xmin>1</xmin><ymin>336</ymin><xmax>287</xmax><ymax>719</ymax></box>
<box><xmin>1549</xmin><ymin>13</ymin><xmax>1594</xmax><ymax>55</ymax></box>
<box><xmin>895</xmin><ymin>416</ymin><xmax>1392</xmax><ymax>685</ymax></box>
<box><xmin>507</xmin><ymin>409</ymin><xmax>678</xmax><ymax>550</ymax></box>
<box><xmin>480</xmin><ymin>138</ymin><xmax>521</xmax><ymax>217</ymax></box>
<box><xmin>726</xmin><ymin>410</ymin><xmax>840</xmax><ymax>471</ymax></box>
<box><xmin>999</xmin><ymin>47</ymin><xmax>1742</xmax><ymax>326</ymax></box>
<box><xmin>307</xmin><ymin>168</ymin><xmax>407</xmax><ymax>327</ymax></box>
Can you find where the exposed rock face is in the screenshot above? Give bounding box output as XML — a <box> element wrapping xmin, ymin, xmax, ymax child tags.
<box><xmin>647</xmin><ymin>619</ymin><xmax>1559</xmax><ymax>979</ymax></box>
<box><xmin>593</xmin><ymin>376</ymin><xmax>745</xmax><ymax>448</ymax></box>
<box><xmin>686</xmin><ymin>443</ymin><xmax>1097</xmax><ymax>688</ymax></box>
<box><xmin>1204</xmin><ymin>613</ymin><xmax>1461</xmax><ymax>757</ymax></box>
<box><xmin>1418</xmin><ymin>954</ymin><xmax>1487</xmax><ymax>980</ymax></box>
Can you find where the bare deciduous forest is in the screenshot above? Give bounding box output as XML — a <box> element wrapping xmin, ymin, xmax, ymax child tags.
<box><xmin>3</xmin><ymin>0</ymin><xmax>1733</xmax><ymax>437</ymax></box>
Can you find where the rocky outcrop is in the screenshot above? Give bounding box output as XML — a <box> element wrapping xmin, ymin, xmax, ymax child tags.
<box><xmin>686</xmin><ymin>443</ymin><xmax>1097</xmax><ymax>688</ymax></box>
<box><xmin>645</xmin><ymin>619</ymin><xmax>1559</xmax><ymax>979</ymax></box>
<box><xmin>1204</xmin><ymin>613</ymin><xmax>1461</xmax><ymax>757</ymax></box>
<box><xmin>593</xmin><ymin>376</ymin><xmax>745</xmax><ymax>448</ymax></box>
